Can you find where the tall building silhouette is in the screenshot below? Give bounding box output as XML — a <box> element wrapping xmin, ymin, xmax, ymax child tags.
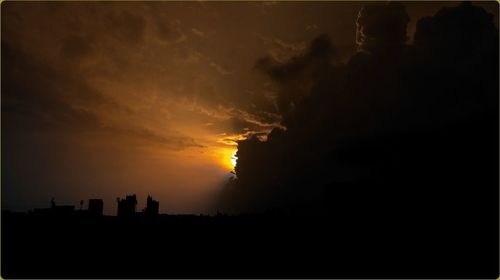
<box><xmin>143</xmin><ymin>195</ymin><xmax>159</xmax><ymax>216</ymax></box>
<box><xmin>88</xmin><ymin>199</ymin><xmax>104</xmax><ymax>216</ymax></box>
<box><xmin>117</xmin><ymin>195</ymin><xmax>137</xmax><ymax>217</ymax></box>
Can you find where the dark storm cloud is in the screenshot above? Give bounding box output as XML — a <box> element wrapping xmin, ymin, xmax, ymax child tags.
<box><xmin>355</xmin><ymin>2</ymin><xmax>410</xmax><ymax>52</ymax></box>
<box><xmin>255</xmin><ymin>34</ymin><xmax>335</xmax><ymax>115</ymax></box>
<box><xmin>218</xmin><ymin>2</ymin><xmax>499</xmax><ymax>215</ymax></box>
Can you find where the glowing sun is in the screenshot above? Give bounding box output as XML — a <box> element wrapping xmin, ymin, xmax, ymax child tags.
<box><xmin>230</xmin><ymin>151</ymin><xmax>238</xmax><ymax>168</ymax></box>
<box><xmin>218</xmin><ymin>148</ymin><xmax>238</xmax><ymax>171</ymax></box>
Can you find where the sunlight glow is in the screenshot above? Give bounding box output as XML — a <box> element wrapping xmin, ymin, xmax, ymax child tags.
<box><xmin>218</xmin><ymin>147</ymin><xmax>238</xmax><ymax>171</ymax></box>
<box><xmin>230</xmin><ymin>151</ymin><xmax>237</xmax><ymax>168</ymax></box>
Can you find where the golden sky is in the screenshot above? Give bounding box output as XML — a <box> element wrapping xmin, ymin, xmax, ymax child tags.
<box><xmin>2</xmin><ymin>1</ymin><xmax>497</xmax><ymax>214</ymax></box>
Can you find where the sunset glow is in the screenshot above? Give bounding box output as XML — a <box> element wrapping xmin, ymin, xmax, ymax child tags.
<box><xmin>2</xmin><ymin>1</ymin><xmax>498</xmax><ymax>217</ymax></box>
<box><xmin>2</xmin><ymin>2</ymin><xmax>498</xmax><ymax>278</ymax></box>
<box><xmin>218</xmin><ymin>146</ymin><xmax>238</xmax><ymax>171</ymax></box>
<box><xmin>230</xmin><ymin>151</ymin><xmax>238</xmax><ymax>168</ymax></box>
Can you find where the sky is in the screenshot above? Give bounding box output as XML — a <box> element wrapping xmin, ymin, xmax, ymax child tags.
<box><xmin>2</xmin><ymin>1</ymin><xmax>498</xmax><ymax>215</ymax></box>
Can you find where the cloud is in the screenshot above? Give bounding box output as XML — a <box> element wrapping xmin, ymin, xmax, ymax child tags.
<box><xmin>258</xmin><ymin>34</ymin><xmax>307</xmax><ymax>63</ymax></box>
<box><xmin>255</xmin><ymin>33</ymin><xmax>335</xmax><ymax>114</ymax></box>
<box><xmin>105</xmin><ymin>10</ymin><xmax>147</xmax><ymax>44</ymax></box>
<box><xmin>306</xmin><ymin>24</ymin><xmax>319</xmax><ymax>31</ymax></box>
<box><xmin>156</xmin><ymin>21</ymin><xmax>186</xmax><ymax>44</ymax></box>
<box><xmin>209</xmin><ymin>61</ymin><xmax>233</xmax><ymax>75</ymax></box>
<box><xmin>355</xmin><ymin>2</ymin><xmax>410</xmax><ymax>52</ymax></box>
<box><xmin>4</xmin><ymin>1</ymin><xmax>497</xmax><ymax>217</ymax></box>
<box><xmin>191</xmin><ymin>28</ymin><xmax>206</xmax><ymax>38</ymax></box>
<box><xmin>59</xmin><ymin>35</ymin><xmax>93</xmax><ymax>60</ymax></box>
<box><xmin>217</xmin><ymin>2</ymin><xmax>499</xmax><ymax>218</ymax></box>
<box><xmin>2</xmin><ymin>38</ymin><xmax>203</xmax><ymax>152</ymax></box>
<box><xmin>2</xmin><ymin>41</ymin><xmax>103</xmax><ymax>131</ymax></box>
<box><xmin>107</xmin><ymin>126</ymin><xmax>204</xmax><ymax>150</ymax></box>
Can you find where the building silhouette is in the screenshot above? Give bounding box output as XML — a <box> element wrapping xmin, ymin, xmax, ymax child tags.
<box><xmin>117</xmin><ymin>194</ymin><xmax>137</xmax><ymax>217</ymax></box>
<box><xmin>143</xmin><ymin>195</ymin><xmax>159</xmax><ymax>216</ymax></box>
<box><xmin>88</xmin><ymin>199</ymin><xmax>104</xmax><ymax>216</ymax></box>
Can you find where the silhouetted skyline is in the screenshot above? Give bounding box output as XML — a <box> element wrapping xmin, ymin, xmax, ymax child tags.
<box><xmin>1</xmin><ymin>1</ymin><xmax>498</xmax><ymax>278</ymax></box>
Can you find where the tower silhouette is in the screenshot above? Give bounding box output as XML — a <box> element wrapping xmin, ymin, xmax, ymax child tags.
<box><xmin>116</xmin><ymin>195</ymin><xmax>137</xmax><ymax>217</ymax></box>
<box><xmin>88</xmin><ymin>199</ymin><xmax>104</xmax><ymax>216</ymax></box>
<box><xmin>143</xmin><ymin>195</ymin><xmax>159</xmax><ymax>216</ymax></box>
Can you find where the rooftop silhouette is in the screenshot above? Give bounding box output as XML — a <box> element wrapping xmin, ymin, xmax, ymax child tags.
<box><xmin>1</xmin><ymin>1</ymin><xmax>498</xmax><ymax>279</ymax></box>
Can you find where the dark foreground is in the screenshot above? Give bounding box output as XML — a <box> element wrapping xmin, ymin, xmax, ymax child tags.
<box><xmin>2</xmin><ymin>210</ymin><xmax>498</xmax><ymax>279</ymax></box>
